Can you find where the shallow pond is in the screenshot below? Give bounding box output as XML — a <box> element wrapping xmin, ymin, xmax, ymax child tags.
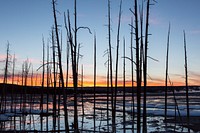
<box><xmin>0</xmin><ymin>90</ymin><xmax>200</xmax><ymax>132</ymax></box>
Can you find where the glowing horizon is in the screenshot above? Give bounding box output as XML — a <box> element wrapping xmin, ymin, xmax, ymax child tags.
<box><xmin>0</xmin><ymin>73</ymin><xmax>198</xmax><ymax>87</ymax></box>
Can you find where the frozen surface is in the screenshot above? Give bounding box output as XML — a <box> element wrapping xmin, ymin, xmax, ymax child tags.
<box><xmin>0</xmin><ymin>90</ymin><xmax>200</xmax><ymax>132</ymax></box>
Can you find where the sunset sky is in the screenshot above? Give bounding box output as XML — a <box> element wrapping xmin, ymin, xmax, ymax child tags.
<box><xmin>0</xmin><ymin>0</ymin><xmax>200</xmax><ymax>86</ymax></box>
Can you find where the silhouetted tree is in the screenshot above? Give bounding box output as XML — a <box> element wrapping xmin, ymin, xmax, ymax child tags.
<box><xmin>114</xmin><ymin>0</ymin><xmax>122</xmax><ymax>125</ymax></box>
<box><xmin>51</xmin><ymin>27</ymin><xmax>57</xmax><ymax>131</ymax></box>
<box><xmin>107</xmin><ymin>0</ymin><xmax>115</xmax><ymax>131</ymax></box>
<box><xmin>11</xmin><ymin>54</ymin><xmax>16</xmax><ymax>112</ymax></box>
<box><xmin>1</xmin><ymin>42</ymin><xmax>11</xmax><ymax>113</ymax></box>
<box><xmin>183</xmin><ymin>30</ymin><xmax>190</xmax><ymax>132</ymax></box>
<box><xmin>52</xmin><ymin>0</ymin><xmax>69</xmax><ymax>132</ymax></box>
<box><xmin>129</xmin><ymin>17</ymin><xmax>135</xmax><ymax>131</ymax></box>
<box><xmin>123</xmin><ymin>38</ymin><xmax>126</xmax><ymax>132</ymax></box>
<box><xmin>165</xmin><ymin>23</ymin><xmax>170</xmax><ymax>120</ymax></box>
<box><xmin>133</xmin><ymin>0</ymin><xmax>141</xmax><ymax>132</ymax></box>
<box><xmin>143</xmin><ymin>0</ymin><xmax>151</xmax><ymax>132</ymax></box>
<box><xmin>81</xmin><ymin>65</ymin><xmax>84</xmax><ymax>116</ymax></box>
<box><xmin>93</xmin><ymin>33</ymin><xmax>97</xmax><ymax>132</ymax></box>
<box><xmin>40</xmin><ymin>37</ymin><xmax>45</xmax><ymax>111</ymax></box>
<box><xmin>106</xmin><ymin>49</ymin><xmax>110</xmax><ymax>132</ymax></box>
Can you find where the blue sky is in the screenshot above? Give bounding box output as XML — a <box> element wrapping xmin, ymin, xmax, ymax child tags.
<box><xmin>0</xmin><ymin>0</ymin><xmax>200</xmax><ymax>86</ymax></box>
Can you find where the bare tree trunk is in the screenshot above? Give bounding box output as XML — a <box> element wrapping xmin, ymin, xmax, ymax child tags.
<box><xmin>20</xmin><ymin>63</ymin><xmax>24</xmax><ymax>112</ymax></box>
<box><xmin>1</xmin><ymin>42</ymin><xmax>10</xmax><ymax>113</ymax></box>
<box><xmin>58</xmin><ymin>79</ymin><xmax>61</xmax><ymax>131</ymax></box>
<box><xmin>66</xmin><ymin>10</ymin><xmax>77</xmax><ymax>131</ymax></box>
<box><xmin>66</xmin><ymin>41</ymin><xmax>70</xmax><ymax>131</ymax></box>
<box><xmin>65</xmin><ymin>42</ymin><xmax>69</xmax><ymax>87</ymax></box>
<box><xmin>123</xmin><ymin>38</ymin><xmax>126</xmax><ymax>133</ymax></box>
<box><xmin>114</xmin><ymin>0</ymin><xmax>122</xmax><ymax>117</ymax></box>
<box><xmin>133</xmin><ymin>0</ymin><xmax>141</xmax><ymax>132</ymax></box>
<box><xmin>93</xmin><ymin>33</ymin><xmax>97</xmax><ymax>132</ymax></box>
<box><xmin>22</xmin><ymin>59</ymin><xmax>31</xmax><ymax>130</ymax></box>
<box><xmin>168</xmin><ymin>76</ymin><xmax>183</xmax><ymax>128</ymax></box>
<box><xmin>73</xmin><ymin>0</ymin><xmax>79</xmax><ymax>131</ymax></box>
<box><xmin>3</xmin><ymin>43</ymin><xmax>10</xmax><ymax>85</ymax></box>
<box><xmin>11</xmin><ymin>54</ymin><xmax>16</xmax><ymax>112</ymax></box>
<box><xmin>52</xmin><ymin>27</ymin><xmax>57</xmax><ymax>131</ymax></box>
<box><xmin>65</xmin><ymin>1</ymin><xmax>91</xmax><ymax>132</ymax></box>
<box><xmin>52</xmin><ymin>0</ymin><xmax>69</xmax><ymax>132</ymax></box>
<box><xmin>65</xmin><ymin>18</ymin><xmax>70</xmax><ymax>132</ymax></box>
<box><xmin>143</xmin><ymin>0</ymin><xmax>150</xmax><ymax>132</ymax></box>
<box><xmin>40</xmin><ymin>37</ymin><xmax>45</xmax><ymax>113</ymax></box>
<box><xmin>130</xmin><ymin>17</ymin><xmax>135</xmax><ymax>132</ymax></box>
<box><xmin>165</xmin><ymin>23</ymin><xmax>170</xmax><ymax>121</ymax></box>
<box><xmin>107</xmin><ymin>0</ymin><xmax>114</xmax><ymax>131</ymax></box>
<box><xmin>106</xmin><ymin>51</ymin><xmax>110</xmax><ymax>132</ymax></box>
<box><xmin>40</xmin><ymin>37</ymin><xmax>45</xmax><ymax>131</ymax></box>
<box><xmin>183</xmin><ymin>30</ymin><xmax>190</xmax><ymax>132</ymax></box>
<box><xmin>30</xmin><ymin>66</ymin><xmax>34</xmax><ymax>130</ymax></box>
<box><xmin>66</xmin><ymin>42</ymin><xmax>69</xmax><ymax>88</ymax></box>
<box><xmin>66</xmin><ymin>5</ymin><xmax>79</xmax><ymax>132</ymax></box>
<box><xmin>81</xmin><ymin>65</ymin><xmax>84</xmax><ymax>116</ymax></box>
<box><xmin>46</xmin><ymin>43</ymin><xmax>50</xmax><ymax>132</ymax></box>
<box><xmin>139</xmin><ymin>3</ymin><xmax>144</xmax><ymax>132</ymax></box>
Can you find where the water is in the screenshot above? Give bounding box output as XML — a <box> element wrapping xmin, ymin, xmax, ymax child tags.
<box><xmin>0</xmin><ymin>89</ymin><xmax>200</xmax><ymax>132</ymax></box>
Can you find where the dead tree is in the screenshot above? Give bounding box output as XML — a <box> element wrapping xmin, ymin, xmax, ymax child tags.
<box><xmin>143</xmin><ymin>0</ymin><xmax>150</xmax><ymax>132</ymax></box>
<box><xmin>64</xmin><ymin>0</ymin><xmax>91</xmax><ymax>131</ymax></box>
<box><xmin>52</xmin><ymin>0</ymin><xmax>69</xmax><ymax>132</ymax></box>
<box><xmin>22</xmin><ymin>59</ymin><xmax>31</xmax><ymax>130</ymax></box>
<box><xmin>1</xmin><ymin>42</ymin><xmax>11</xmax><ymax>113</ymax></box>
<box><xmin>81</xmin><ymin>65</ymin><xmax>84</xmax><ymax>116</ymax></box>
<box><xmin>40</xmin><ymin>37</ymin><xmax>45</xmax><ymax>113</ymax></box>
<box><xmin>165</xmin><ymin>23</ymin><xmax>170</xmax><ymax>120</ymax></box>
<box><xmin>66</xmin><ymin>41</ymin><xmax>69</xmax><ymax>90</ymax></box>
<box><xmin>73</xmin><ymin>1</ymin><xmax>79</xmax><ymax>130</ymax></box>
<box><xmin>114</xmin><ymin>0</ymin><xmax>122</xmax><ymax>127</ymax></box>
<box><xmin>123</xmin><ymin>38</ymin><xmax>126</xmax><ymax>132</ymax></box>
<box><xmin>107</xmin><ymin>0</ymin><xmax>115</xmax><ymax>132</ymax></box>
<box><xmin>46</xmin><ymin>43</ymin><xmax>50</xmax><ymax>132</ymax></box>
<box><xmin>106</xmin><ymin>50</ymin><xmax>110</xmax><ymax>132</ymax></box>
<box><xmin>132</xmin><ymin>0</ymin><xmax>141</xmax><ymax>132</ymax></box>
<box><xmin>46</xmin><ymin>43</ymin><xmax>50</xmax><ymax>112</ymax></box>
<box><xmin>23</xmin><ymin>59</ymin><xmax>31</xmax><ymax>106</ymax></box>
<box><xmin>130</xmin><ymin>17</ymin><xmax>135</xmax><ymax>131</ymax></box>
<box><xmin>40</xmin><ymin>37</ymin><xmax>45</xmax><ymax>131</ymax></box>
<box><xmin>51</xmin><ymin>27</ymin><xmax>57</xmax><ymax>131</ymax></box>
<box><xmin>65</xmin><ymin>7</ymin><xmax>79</xmax><ymax>132</ymax></box>
<box><xmin>183</xmin><ymin>30</ymin><xmax>190</xmax><ymax>132</ymax></box>
<box><xmin>11</xmin><ymin>54</ymin><xmax>16</xmax><ymax>112</ymax></box>
<box><xmin>93</xmin><ymin>33</ymin><xmax>97</xmax><ymax>132</ymax></box>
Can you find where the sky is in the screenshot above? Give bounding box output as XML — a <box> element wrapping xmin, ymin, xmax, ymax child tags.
<box><xmin>0</xmin><ymin>0</ymin><xmax>200</xmax><ymax>86</ymax></box>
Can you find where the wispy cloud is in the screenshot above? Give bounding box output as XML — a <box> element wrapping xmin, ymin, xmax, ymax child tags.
<box><xmin>188</xmin><ymin>71</ymin><xmax>200</xmax><ymax>85</ymax></box>
<box><xmin>0</xmin><ymin>54</ymin><xmax>6</xmax><ymax>60</ymax></box>
<box><xmin>189</xmin><ymin>29</ymin><xmax>200</xmax><ymax>35</ymax></box>
<box><xmin>28</xmin><ymin>58</ymin><xmax>41</xmax><ymax>65</ymax></box>
<box><xmin>189</xmin><ymin>71</ymin><xmax>200</xmax><ymax>77</ymax></box>
<box><xmin>150</xmin><ymin>77</ymin><xmax>164</xmax><ymax>83</ymax></box>
<box><xmin>149</xmin><ymin>17</ymin><xmax>161</xmax><ymax>25</ymax></box>
<box><xmin>121</xmin><ymin>15</ymin><xmax>132</xmax><ymax>24</ymax></box>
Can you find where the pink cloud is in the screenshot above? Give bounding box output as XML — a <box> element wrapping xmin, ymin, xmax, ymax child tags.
<box><xmin>0</xmin><ymin>54</ymin><xmax>6</xmax><ymax>60</ymax></box>
<box><xmin>149</xmin><ymin>17</ymin><xmax>160</xmax><ymax>25</ymax></box>
<box><xmin>121</xmin><ymin>15</ymin><xmax>132</xmax><ymax>24</ymax></box>
<box><xmin>189</xmin><ymin>29</ymin><xmax>200</xmax><ymax>35</ymax></box>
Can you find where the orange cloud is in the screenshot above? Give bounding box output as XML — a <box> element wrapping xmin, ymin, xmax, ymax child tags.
<box><xmin>0</xmin><ymin>71</ymin><xmax>199</xmax><ymax>87</ymax></box>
